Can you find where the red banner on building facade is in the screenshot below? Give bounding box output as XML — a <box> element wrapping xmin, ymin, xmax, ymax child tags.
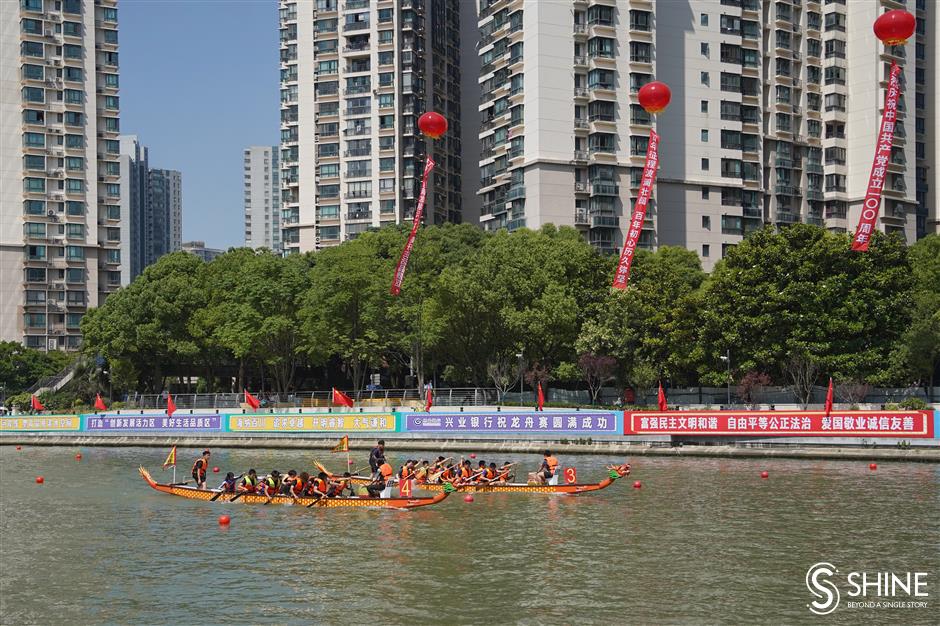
<box><xmin>391</xmin><ymin>156</ymin><xmax>436</xmax><ymax>295</ymax></box>
<box><xmin>624</xmin><ymin>410</ymin><xmax>934</xmax><ymax>438</ymax></box>
<box><xmin>612</xmin><ymin>130</ymin><xmax>660</xmax><ymax>289</ymax></box>
<box><xmin>851</xmin><ymin>62</ymin><xmax>901</xmax><ymax>252</ymax></box>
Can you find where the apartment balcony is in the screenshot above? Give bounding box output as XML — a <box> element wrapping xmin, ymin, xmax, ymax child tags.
<box><xmin>574</xmin><ymin>182</ymin><xmax>589</xmax><ymax>194</ymax></box>
<box><xmin>805</xmin><ymin>163</ymin><xmax>823</xmax><ymax>174</ymax></box>
<box><xmin>506</xmin><ymin>185</ymin><xmax>526</xmax><ymax>201</ymax></box>
<box><xmin>573</xmin><ymin>55</ymin><xmax>587</xmax><ymax>67</ymax></box>
<box><xmin>743</xmin><ymin>206</ymin><xmax>763</xmax><ymax>218</ymax></box>
<box><xmin>574</xmin><ymin>118</ymin><xmax>589</xmax><ymax>131</ymax></box>
<box><xmin>775</xmin><ymin>184</ymin><xmax>801</xmax><ymax>196</ymax></box>
<box><xmin>343</xmin><ymin>190</ymin><xmax>372</xmax><ymax>199</ymax></box>
<box><xmin>591</xmin><ymin>214</ymin><xmax>619</xmax><ymax>228</ymax></box>
<box><xmin>573</xmin><ymin>23</ymin><xmax>587</xmax><ymax>36</ymax></box>
<box><xmin>806</xmin><ymin>190</ymin><xmax>824</xmax><ymax>201</ymax></box>
<box><xmin>573</xmin><ymin>87</ymin><xmax>589</xmax><ymax>99</ymax></box>
<box><xmin>574</xmin><ymin>209</ymin><xmax>590</xmax><ymax>226</ymax></box>
<box><xmin>344</xmin><ymin>21</ymin><xmax>370</xmax><ymax>32</ymax></box>
<box><xmin>775</xmin><ymin>211</ymin><xmax>800</xmax><ymax>224</ymax></box>
<box><xmin>590</xmin><ymin>181</ymin><xmax>619</xmax><ymax>195</ymax></box>
<box><xmin>573</xmin><ymin>150</ymin><xmax>589</xmax><ymax>163</ymax></box>
<box><xmin>346</xmin><ymin>210</ymin><xmax>372</xmax><ymax>221</ymax></box>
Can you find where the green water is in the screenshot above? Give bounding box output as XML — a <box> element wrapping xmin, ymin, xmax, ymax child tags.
<box><xmin>0</xmin><ymin>446</ymin><xmax>937</xmax><ymax>625</ymax></box>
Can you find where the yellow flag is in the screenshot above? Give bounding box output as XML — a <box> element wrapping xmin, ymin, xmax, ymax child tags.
<box><xmin>162</xmin><ymin>445</ymin><xmax>177</xmax><ymax>469</ymax></box>
<box><xmin>331</xmin><ymin>435</ymin><xmax>349</xmax><ymax>453</ymax></box>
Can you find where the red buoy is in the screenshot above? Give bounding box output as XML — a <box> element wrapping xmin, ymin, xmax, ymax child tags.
<box><xmin>869</xmin><ymin>463</ymin><xmax>878</xmax><ymax>471</ymax></box>
<box><xmin>35</xmin><ymin>476</ymin><xmax>44</xmax><ymax>484</ymax></box>
<box><xmin>760</xmin><ymin>471</ymin><xmax>769</xmax><ymax>479</ymax></box>
<box><xmin>212</xmin><ymin>466</ymin><xmax>219</xmax><ymax>473</ymax></box>
<box><xmin>16</xmin><ymin>446</ymin><xmax>22</xmax><ymax>450</ymax></box>
<box><xmin>633</xmin><ymin>481</ymin><xmax>642</xmax><ymax>489</ymax></box>
<box><xmin>75</xmin><ymin>453</ymin><xmax>82</xmax><ymax>460</ymax></box>
<box><xmin>469</xmin><ymin>453</ymin><xmax>476</xmax><ymax>459</ymax></box>
<box><xmin>347</xmin><ymin>459</ymin><xmax>354</xmax><ymax>465</ymax></box>
<box><xmin>463</xmin><ymin>494</ymin><xmax>474</xmax><ymax>503</ymax></box>
<box><xmin>218</xmin><ymin>515</ymin><xmax>231</xmax><ymax>526</ymax></box>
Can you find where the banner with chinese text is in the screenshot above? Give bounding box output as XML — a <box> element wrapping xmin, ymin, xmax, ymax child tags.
<box><xmin>0</xmin><ymin>415</ymin><xmax>81</xmax><ymax>431</ymax></box>
<box><xmin>229</xmin><ymin>414</ymin><xmax>395</xmax><ymax>432</ymax></box>
<box><xmin>612</xmin><ymin>130</ymin><xmax>659</xmax><ymax>289</ymax></box>
<box><xmin>624</xmin><ymin>410</ymin><xmax>933</xmax><ymax>438</ymax></box>
<box><xmin>86</xmin><ymin>414</ymin><xmax>223</xmax><ymax>431</ymax></box>
<box><xmin>404</xmin><ymin>412</ymin><xmax>619</xmax><ymax>435</ymax></box>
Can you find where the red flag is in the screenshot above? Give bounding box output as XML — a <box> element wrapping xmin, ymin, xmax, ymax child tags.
<box><xmin>657</xmin><ymin>382</ymin><xmax>667</xmax><ymax>412</ymax></box>
<box><xmin>537</xmin><ymin>382</ymin><xmax>545</xmax><ymax>411</ymax></box>
<box><xmin>852</xmin><ymin>62</ymin><xmax>901</xmax><ymax>252</ymax></box>
<box><xmin>332</xmin><ymin>388</ymin><xmax>354</xmax><ymax>408</ymax></box>
<box><xmin>425</xmin><ymin>387</ymin><xmax>433</xmax><ymax>412</ymax></box>
<box><xmin>391</xmin><ymin>157</ymin><xmax>436</xmax><ymax>295</ymax></box>
<box><xmin>31</xmin><ymin>394</ymin><xmax>45</xmax><ymax>411</ymax></box>
<box><xmin>166</xmin><ymin>393</ymin><xmax>177</xmax><ymax>417</ymax></box>
<box><xmin>244</xmin><ymin>390</ymin><xmax>261</xmax><ymax>410</ymax></box>
<box><xmin>94</xmin><ymin>393</ymin><xmax>108</xmax><ymax>412</ymax></box>
<box><xmin>613</xmin><ymin>130</ymin><xmax>660</xmax><ymax>288</ymax></box>
<box><xmin>824</xmin><ymin>377</ymin><xmax>833</xmax><ymax>417</ymax></box>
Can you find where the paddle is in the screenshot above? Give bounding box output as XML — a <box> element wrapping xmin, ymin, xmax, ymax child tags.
<box><xmin>305</xmin><ymin>494</ymin><xmax>328</xmax><ymax>508</ymax></box>
<box><xmin>209</xmin><ymin>473</ymin><xmax>246</xmax><ymax>502</ymax></box>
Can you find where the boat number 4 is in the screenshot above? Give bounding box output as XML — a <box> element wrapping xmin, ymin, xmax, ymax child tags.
<box><xmin>399</xmin><ymin>479</ymin><xmax>413</xmax><ymax>497</ymax></box>
<box><xmin>564</xmin><ymin>468</ymin><xmax>577</xmax><ymax>484</ymax></box>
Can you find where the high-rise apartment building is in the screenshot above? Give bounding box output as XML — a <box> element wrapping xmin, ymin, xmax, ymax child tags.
<box><xmin>478</xmin><ymin>0</ymin><xmax>936</xmax><ymax>270</ymax></box>
<box><xmin>476</xmin><ymin>0</ymin><xmax>658</xmax><ymax>254</ymax></box>
<box><xmin>1</xmin><ymin>0</ymin><xmax>121</xmax><ymax>351</ymax></box>
<box><xmin>243</xmin><ymin>145</ymin><xmax>281</xmax><ymax>252</ymax></box>
<box><xmin>278</xmin><ymin>0</ymin><xmax>478</xmax><ymax>254</ymax></box>
<box><xmin>119</xmin><ymin>135</ymin><xmax>182</xmax><ymax>283</ymax></box>
<box><xmin>182</xmin><ymin>240</ymin><xmax>223</xmax><ymax>263</ymax></box>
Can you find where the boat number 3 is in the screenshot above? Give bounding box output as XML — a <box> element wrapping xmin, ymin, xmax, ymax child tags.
<box><xmin>564</xmin><ymin>468</ymin><xmax>577</xmax><ymax>484</ymax></box>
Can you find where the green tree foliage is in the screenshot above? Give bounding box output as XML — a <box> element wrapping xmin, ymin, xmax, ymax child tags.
<box><xmin>0</xmin><ymin>342</ymin><xmax>70</xmax><ymax>396</ymax></box>
<box><xmin>692</xmin><ymin>226</ymin><xmax>914</xmax><ymax>385</ymax></box>
<box><xmin>76</xmin><ymin>223</ymin><xmax>926</xmax><ymax>395</ymax></box>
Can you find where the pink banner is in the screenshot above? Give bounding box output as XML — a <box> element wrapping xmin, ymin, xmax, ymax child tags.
<box><xmin>624</xmin><ymin>410</ymin><xmax>934</xmax><ymax>438</ymax></box>
<box><xmin>612</xmin><ymin>130</ymin><xmax>659</xmax><ymax>289</ymax></box>
<box><xmin>851</xmin><ymin>62</ymin><xmax>901</xmax><ymax>252</ymax></box>
<box><xmin>390</xmin><ymin>156</ymin><xmax>435</xmax><ymax>295</ymax></box>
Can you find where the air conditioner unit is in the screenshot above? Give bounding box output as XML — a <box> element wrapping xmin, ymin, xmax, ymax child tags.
<box><xmin>53</xmin><ymin>59</ymin><xmax>62</xmax><ymax>67</ymax></box>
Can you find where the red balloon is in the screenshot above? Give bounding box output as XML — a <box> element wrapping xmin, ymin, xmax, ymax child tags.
<box><xmin>218</xmin><ymin>515</ymin><xmax>231</xmax><ymax>526</ymax></box>
<box><xmin>36</xmin><ymin>476</ymin><xmax>44</xmax><ymax>484</ymax></box>
<box><xmin>637</xmin><ymin>81</ymin><xmax>671</xmax><ymax>114</ymax></box>
<box><xmin>760</xmin><ymin>471</ymin><xmax>769</xmax><ymax>479</ymax></box>
<box><xmin>417</xmin><ymin>111</ymin><xmax>448</xmax><ymax>139</ymax></box>
<box><xmin>873</xmin><ymin>10</ymin><xmax>915</xmax><ymax>46</ymax></box>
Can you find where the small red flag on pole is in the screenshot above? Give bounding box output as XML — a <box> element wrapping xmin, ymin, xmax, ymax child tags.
<box><xmin>31</xmin><ymin>394</ymin><xmax>45</xmax><ymax>411</ymax></box>
<box><xmin>244</xmin><ymin>390</ymin><xmax>261</xmax><ymax>410</ymax></box>
<box><xmin>536</xmin><ymin>382</ymin><xmax>545</xmax><ymax>412</ymax></box>
<box><xmin>425</xmin><ymin>387</ymin><xmax>433</xmax><ymax>412</ymax></box>
<box><xmin>94</xmin><ymin>393</ymin><xmax>108</xmax><ymax>412</ymax></box>
<box><xmin>332</xmin><ymin>388</ymin><xmax>354</xmax><ymax>408</ymax></box>
<box><xmin>166</xmin><ymin>393</ymin><xmax>177</xmax><ymax>417</ymax></box>
<box><xmin>657</xmin><ymin>382</ymin><xmax>668</xmax><ymax>412</ymax></box>
<box><xmin>824</xmin><ymin>377</ymin><xmax>833</xmax><ymax>417</ymax></box>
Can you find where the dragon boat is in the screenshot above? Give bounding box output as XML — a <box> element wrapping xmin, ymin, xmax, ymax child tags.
<box><xmin>139</xmin><ymin>467</ymin><xmax>451</xmax><ymax>510</ymax></box>
<box><xmin>315</xmin><ymin>461</ymin><xmax>630</xmax><ymax>495</ymax></box>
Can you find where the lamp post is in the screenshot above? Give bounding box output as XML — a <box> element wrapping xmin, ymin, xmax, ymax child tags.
<box><xmin>516</xmin><ymin>351</ymin><xmax>524</xmax><ymax>407</ymax></box>
<box><xmin>719</xmin><ymin>349</ymin><xmax>731</xmax><ymax>407</ymax></box>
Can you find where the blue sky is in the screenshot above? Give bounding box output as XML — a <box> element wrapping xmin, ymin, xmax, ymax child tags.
<box><xmin>120</xmin><ymin>0</ymin><xmax>279</xmax><ymax>248</ymax></box>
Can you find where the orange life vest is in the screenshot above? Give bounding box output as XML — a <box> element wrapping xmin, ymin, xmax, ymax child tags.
<box><xmin>313</xmin><ymin>477</ymin><xmax>328</xmax><ymax>493</ymax></box>
<box><xmin>379</xmin><ymin>463</ymin><xmax>394</xmax><ymax>480</ymax></box>
<box><xmin>460</xmin><ymin>466</ymin><xmax>471</xmax><ymax>479</ymax></box>
<box><xmin>485</xmin><ymin>468</ymin><xmax>496</xmax><ymax>479</ymax></box>
<box><xmin>545</xmin><ymin>456</ymin><xmax>559</xmax><ymax>474</ymax></box>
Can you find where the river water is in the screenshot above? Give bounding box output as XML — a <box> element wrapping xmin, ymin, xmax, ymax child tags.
<box><xmin>0</xmin><ymin>445</ymin><xmax>937</xmax><ymax>625</ymax></box>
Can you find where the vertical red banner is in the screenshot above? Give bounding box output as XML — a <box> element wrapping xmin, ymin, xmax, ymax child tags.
<box><xmin>391</xmin><ymin>156</ymin><xmax>436</xmax><ymax>295</ymax></box>
<box><xmin>851</xmin><ymin>62</ymin><xmax>901</xmax><ymax>252</ymax></box>
<box><xmin>612</xmin><ymin>130</ymin><xmax>660</xmax><ymax>289</ymax></box>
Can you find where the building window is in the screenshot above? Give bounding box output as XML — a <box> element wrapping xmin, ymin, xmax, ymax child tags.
<box><xmin>702</xmin><ymin>187</ymin><xmax>709</xmax><ymax>200</ymax></box>
<box><xmin>702</xmin><ymin>215</ymin><xmax>711</xmax><ymax>230</ymax></box>
<box><xmin>701</xmin><ymin>158</ymin><xmax>709</xmax><ymax>171</ymax></box>
<box><xmin>701</xmin><ymin>101</ymin><xmax>708</xmax><ymax>114</ymax></box>
<box><xmin>22</xmin><ymin>87</ymin><xmax>44</xmax><ymax>103</ymax></box>
<box><xmin>701</xmin><ymin>43</ymin><xmax>709</xmax><ymax>57</ymax></box>
<box><xmin>701</xmin><ymin>130</ymin><xmax>709</xmax><ymax>142</ymax></box>
<box><xmin>66</xmin><ymin>246</ymin><xmax>84</xmax><ymax>260</ymax></box>
<box><xmin>700</xmin><ymin>72</ymin><xmax>710</xmax><ymax>86</ymax></box>
<box><xmin>700</xmin><ymin>13</ymin><xmax>708</xmax><ymax>27</ymax></box>
<box><xmin>24</xmin><ymin>177</ymin><xmax>45</xmax><ymax>193</ymax></box>
<box><xmin>702</xmin><ymin>244</ymin><xmax>710</xmax><ymax>258</ymax></box>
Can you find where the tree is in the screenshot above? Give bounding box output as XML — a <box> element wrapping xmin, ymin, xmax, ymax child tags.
<box><xmin>0</xmin><ymin>342</ymin><xmax>71</xmax><ymax>397</ymax></box>
<box><xmin>835</xmin><ymin>380</ymin><xmax>871</xmax><ymax>406</ymax></box>
<box><xmin>783</xmin><ymin>353</ymin><xmax>819</xmax><ymax>410</ymax></box>
<box><xmin>486</xmin><ymin>355</ymin><xmax>519</xmax><ymax>402</ymax></box>
<box><xmin>890</xmin><ymin>234</ymin><xmax>940</xmax><ymax>390</ymax></box>
<box><xmin>737</xmin><ymin>371</ymin><xmax>771</xmax><ymax>409</ymax></box>
<box><xmin>578</xmin><ymin>353</ymin><xmax>618</xmax><ymax>404</ymax></box>
<box><xmin>694</xmin><ymin>226</ymin><xmax>914</xmax><ymax>386</ymax></box>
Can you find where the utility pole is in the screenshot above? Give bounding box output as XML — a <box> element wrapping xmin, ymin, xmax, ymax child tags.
<box><xmin>516</xmin><ymin>350</ymin><xmax>524</xmax><ymax>406</ymax></box>
<box><xmin>719</xmin><ymin>349</ymin><xmax>731</xmax><ymax>407</ymax></box>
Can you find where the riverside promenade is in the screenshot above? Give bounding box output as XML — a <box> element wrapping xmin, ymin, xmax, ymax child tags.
<box><xmin>3</xmin><ymin>405</ymin><xmax>938</xmax><ymax>462</ymax></box>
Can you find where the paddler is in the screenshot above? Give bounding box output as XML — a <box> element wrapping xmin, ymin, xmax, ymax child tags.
<box><xmin>398</xmin><ymin>460</ymin><xmax>416</xmax><ymax>482</ymax></box>
<box><xmin>537</xmin><ymin>450</ymin><xmax>559</xmax><ymax>485</ymax></box>
<box><xmin>237</xmin><ymin>469</ymin><xmax>259</xmax><ymax>493</ymax></box>
<box><xmin>309</xmin><ymin>472</ymin><xmax>330</xmax><ymax>499</ymax></box>
<box><xmin>414</xmin><ymin>460</ymin><xmax>431</xmax><ymax>484</ymax></box>
<box><xmin>279</xmin><ymin>469</ymin><xmax>299</xmax><ymax>496</ymax></box>
<box><xmin>327</xmin><ymin>472</ymin><xmax>354</xmax><ymax>498</ymax></box>
<box><xmin>497</xmin><ymin>461</ymin><xmax>514</xmax><ymax>483</ymax></box>
<box><xmin>456</xmin><ymin>460</ymin><xmax>473</xmax><ymax>484</ymax></box>
<box><xmin>366</xmin><ymin>461</ymin><xmax>394</xmax><ymax>498</ymax></box>
<box><xmin>438</xmin><ymin>463</ymin><xmax>457</xmax><ymax>484</ymax></box>
<box><xmin>191</xmin><ymin>449</ymin><xmax>211</xmax><ymax>489</ymax></box>
<box><xmin>259</xmin><ymin>470</ymin><xmax>282</xmax><ymax>497</ymax></box>
<box><xmin>218</xmin><ymin>472</ymin><xmax>237</xmax><ymax>493</ymax></box>
<box><xmin>480</xmin><ymin>462</ymin><xmax>499</xmax><ymax>483</ymax></box>
<box><xmin>288</xmin><ymin>472</ymin><xmax>309</xmax><ymax>501</ymax></box>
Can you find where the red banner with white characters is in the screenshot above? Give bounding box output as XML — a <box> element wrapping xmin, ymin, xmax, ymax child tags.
<box><xmin>851</xmin><ymin>62</ymin><xmax>901</xmax><ymax>252</ymax></box>
<box><xmin>391</xmin><ymin>156</ymin><xmax>435</xmax><ymax>295</ymax></box>
<box><xmin>624</xmin><ymin>410</ymin><xmax>934</xmax><ymax>438</ymax></box>
<box><xmin>612</xmin><ymin>130</ymin><xmax>659</xmax><ymax>289</ymax></box>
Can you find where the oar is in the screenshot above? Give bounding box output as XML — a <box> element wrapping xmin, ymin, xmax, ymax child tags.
<box><xmin>305</xmin><ymin>493</ymin><xmax>329</xmax><ymax>508</ymax></box>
